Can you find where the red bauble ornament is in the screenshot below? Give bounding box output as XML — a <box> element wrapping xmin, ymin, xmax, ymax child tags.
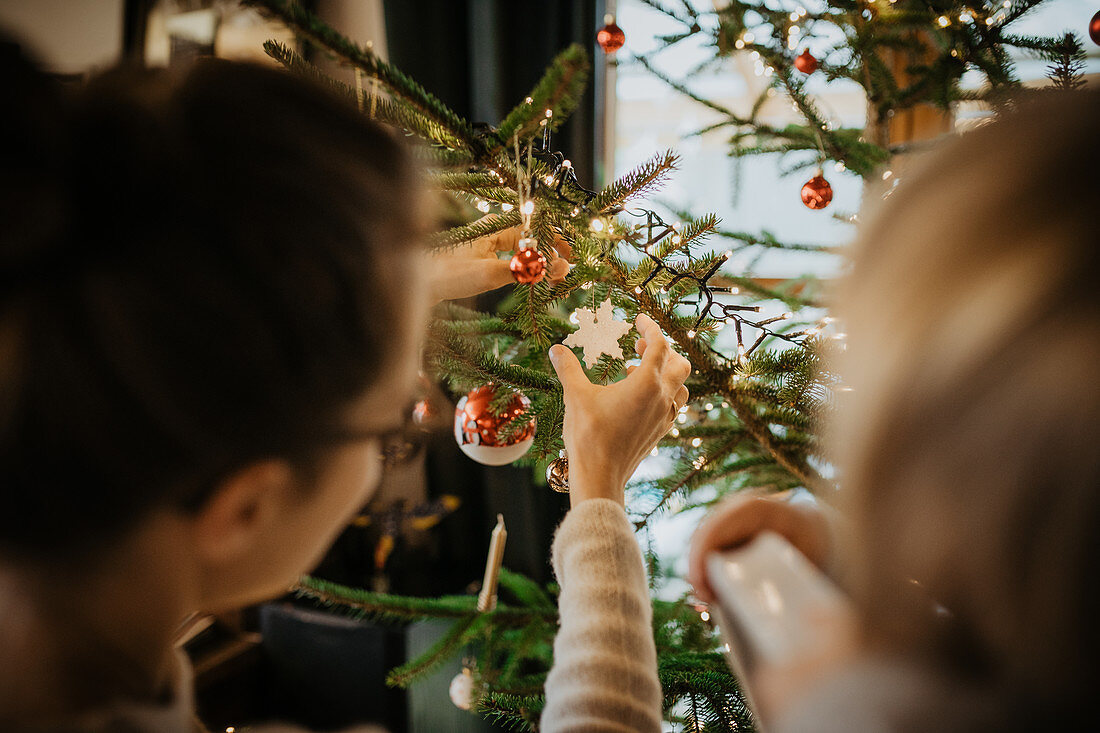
<box><xmin>453</xmin><ymin>385</ymin><xmax>536</xmax><ymax>466</ymax></box>
<box><xmin>794</xmin><ymin>49</ymin><xmax>818</xmax><ymax>75</ymax></box>
<box><xmin>800</xmin><ymin>174</ymin><xmax>833</xmax><ymax>210</ymax></box>
<box><xmin>597</xmin><ymin>15</ymin><xmax>626</xmax><ymax>54</ymax></box>
<box><xmin>509</xmin><ymin>246</ymin><xmax>547</xmax><ymax>284</ymax></box>
<box><xmin>1090</xmin><ymin>10</ymin><xmax>1100</xmax><ymax>46</ymax></box>
<box><xmin>411</xmin><ymin>373</ymin><xmax>442</xmax><ymax>431</ymax></box>
<box><xmin>412</xmin><ymin>398</ymin><xmax>433</xmax><ymax>428</ymax></box>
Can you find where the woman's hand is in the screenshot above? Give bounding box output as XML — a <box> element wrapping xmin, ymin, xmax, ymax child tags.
<box><xmin>430</xmin><ymin>219</ymin><xmax>571</xmax><ymax>301</ymax></box>
<box><xmin>687</xmin><ymin>493</ymin><xmax>833</xmax><ymax>603</ymax></box>
<box><xmin>549</xmin><ymin>313</ymin><xmax>691</xmax><ymax>507</ymax></box>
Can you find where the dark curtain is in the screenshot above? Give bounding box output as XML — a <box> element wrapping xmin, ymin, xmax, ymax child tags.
<box><xmin>383</xmin><ymin>0</ymin><xmax>603</xmax><ymax>588</ymax></box>
<box><xmin>385</xmin><ymin>0</ymin><xmax>601</xmax><ymax>187</ymax></box>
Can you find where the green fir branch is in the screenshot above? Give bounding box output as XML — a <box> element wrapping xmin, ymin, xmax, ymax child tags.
<box><xmin>476</xmin><ymin>693</ymin><xmax>545</xmax><ymax>730</ymax></box>
<box><xmin>591</xmin><ymin>150</ymin><xmax>680</xmax><ymax>213</ymax></box>
<box><xmin>295</xmin><ymin>576</ymin><xmax>476</xmax><ymax>621</ymax></box>
<box><xmin>244</xmin><ymin>0</ymin><xmax>478</xmax><ymax>151</ymax></box>
<box><xmin>428</xmin><ymin>321</ymin><xmax>560</xmax><ymax>394</ymax></box>
<box><xmin>261</xmin><ymin>41</ymin><xmax>468</xmax><ymax>150</ymax></box>
<box><xmin>386</xmin><ymin>615</ymin><xmax>486</xmax><ymax>688</ymax></box>
<box><xmin>1043</xmin><ymin>33</ymin><xmax>1086</xmax><ymax>91</ymax></box>
<box><xmin>432</xmin><ymin>211</ymin><xmax>523</xmax><ymax>248</ymax></box>
<box><xmin>497</xmin><ymin>45</ymin><xmax>590</xmax><ymax>144</ymax></box>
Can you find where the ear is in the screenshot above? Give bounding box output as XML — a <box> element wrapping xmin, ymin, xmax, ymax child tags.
<box><xmin>191</xmin><ymin>460</ymin><xmax>296</xmax><ymax>565</ymax></box>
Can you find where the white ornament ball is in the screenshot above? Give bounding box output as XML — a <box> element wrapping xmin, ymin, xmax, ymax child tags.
<box><xmin>453</xmin><ymin>385</ymin><xmax>536</xmax><ymax>466</ymax></box>
<box><xmin>449</xmin><ymin>669</ymin><xmax>475</xmax><ymax>710</ymax></box>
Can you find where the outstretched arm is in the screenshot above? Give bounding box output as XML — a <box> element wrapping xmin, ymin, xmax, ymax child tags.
<box><xmin>541</xmin><ymin>499</ymin><xmax>662</xmax><ymax>733</ymax></box>
<box><xmin>540</xmin><ymin>314</ymin><xmax>691</xmax><ymax>732</ymax></box>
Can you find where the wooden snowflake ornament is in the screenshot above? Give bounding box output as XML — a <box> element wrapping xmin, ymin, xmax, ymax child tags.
<box><xmin>562</xmin><ymin>299</ymin><xmax>633</xmax><ymax>368</ymax></box>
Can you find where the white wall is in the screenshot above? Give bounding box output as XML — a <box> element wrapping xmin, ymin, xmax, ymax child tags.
<box><xmin>0</xmin><ymin>0</ymin><xmax>124</xmax><ymax>73</ymax></box>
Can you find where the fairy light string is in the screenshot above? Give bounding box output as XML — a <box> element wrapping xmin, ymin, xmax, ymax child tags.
<box><xmin>625</xmin><ymin>209</ymin><xmax>808</xmax><ymax>360</ymax></box>
<box><xmin>503</xmin><ymin>126</ymin><xmax>822</xmax><ymax>365</ymax></box>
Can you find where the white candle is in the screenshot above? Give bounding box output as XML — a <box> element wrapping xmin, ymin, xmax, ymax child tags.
<box><xmin>477</xmin><ymin>514</ymin><xmax>507</xmax><ymax>612</ymax></box>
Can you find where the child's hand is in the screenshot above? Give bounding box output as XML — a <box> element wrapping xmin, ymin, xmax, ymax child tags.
<box><xmin>430</xmin><ymin>219</ymin><xmax>571</xmax><ymax>301</ymax></box>
<box><xmin>687</xmin><ymin>494</ymin><xmax>832</xmax><ymax>603</ymax></box>
<box><xmin>549</xmin><ymin>313</ymin><xmax>691</xmax><ymax>507</ymax></box>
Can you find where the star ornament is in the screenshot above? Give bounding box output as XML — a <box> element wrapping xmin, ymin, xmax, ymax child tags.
<box><xmin>562</xmin><ymin>299</ymin><xmax>633</xmax><ymax>368</ymax></box>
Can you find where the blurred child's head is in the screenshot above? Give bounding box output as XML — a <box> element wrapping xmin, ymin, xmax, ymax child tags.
<box><xmin>0</xmin><ymin>44</ymin><xmax>426</xmax><ymax>608</ymax></box>
<box><xmin>832</xmin><ymin>90</ymin><xmax>1099</xmax><ymax>719</ymax></box>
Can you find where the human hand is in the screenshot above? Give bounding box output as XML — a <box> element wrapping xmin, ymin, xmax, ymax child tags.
<box><xmin>429</xmin><ymin>219</ymin><xmax>571</xmax><ymax>301</ymax></box>
<box><xmin>548</xmin><ymin>313</ymin><xmax>691</xmax><ymax>507</ymax></box>
<box><xmin>688</xmin><ymin>493</ymin><xmax>832</xmax><ymax>603</ymax></box>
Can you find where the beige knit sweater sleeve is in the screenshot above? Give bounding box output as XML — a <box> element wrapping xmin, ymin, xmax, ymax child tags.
<box><xmin>540</xmin><ymin>499</ymin><xmax>663</xmax><ymax>733</ymax></box>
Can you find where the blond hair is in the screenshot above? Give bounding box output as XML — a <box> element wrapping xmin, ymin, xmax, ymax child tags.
<box><xmin>830</xmin><ymin>90</ymin><xmax>1100</xmax><ymax>723</ymax></box>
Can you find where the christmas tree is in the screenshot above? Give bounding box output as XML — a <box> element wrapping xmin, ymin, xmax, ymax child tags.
<box><xmin>243</xmin><ymin>0</ymin><xmax>1082</xmax><ymax>729</ymax></box>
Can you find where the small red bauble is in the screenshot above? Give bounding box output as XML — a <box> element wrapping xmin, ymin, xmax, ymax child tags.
<box><xmin>412</xmin><ymin>398</ymin><xmax>433</xmax><ymax>428</ymax></box>
<box><xmin>411</xmin><ymin>373</ymin><xmax>439</xmax><ymax>430</ymax></box>
<box><xmin>1090</xmin><ymin>10</ymin><xmax>1100</xmax><ymax>46</ymax></box>
<box><xmin>597</xmin><ymin>15</ymin><xmax>626</xmax><ymax>54</ymax></box>
<box><xmin>794</xmin><ymin>49</ymin><xmax>818</xmax><ymax>74</ymax></box>
<box><xmin>509</xmin><ymin>247</ymin><xmax>547</xmax><ymax>284</ymax></box>
<box><xmin>800</xmin><ymin>175</ymin><xmax>833</xmax><ymax>210</ymax></box>
<box><xmin>454</xmin><ymin>385</ymin><xmax>536</xmax><ymax>466</ymax></box>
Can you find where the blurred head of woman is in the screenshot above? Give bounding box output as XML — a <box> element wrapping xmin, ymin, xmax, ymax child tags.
<box><xmin>831</xmin><ymin>90</ymin><xmax>1099</xmax><ymax>725</ymax></box>
<box><xmin>0</xmin><ymin>41</ymin><xmax>427</xmax><ymax>633</ymax></box>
